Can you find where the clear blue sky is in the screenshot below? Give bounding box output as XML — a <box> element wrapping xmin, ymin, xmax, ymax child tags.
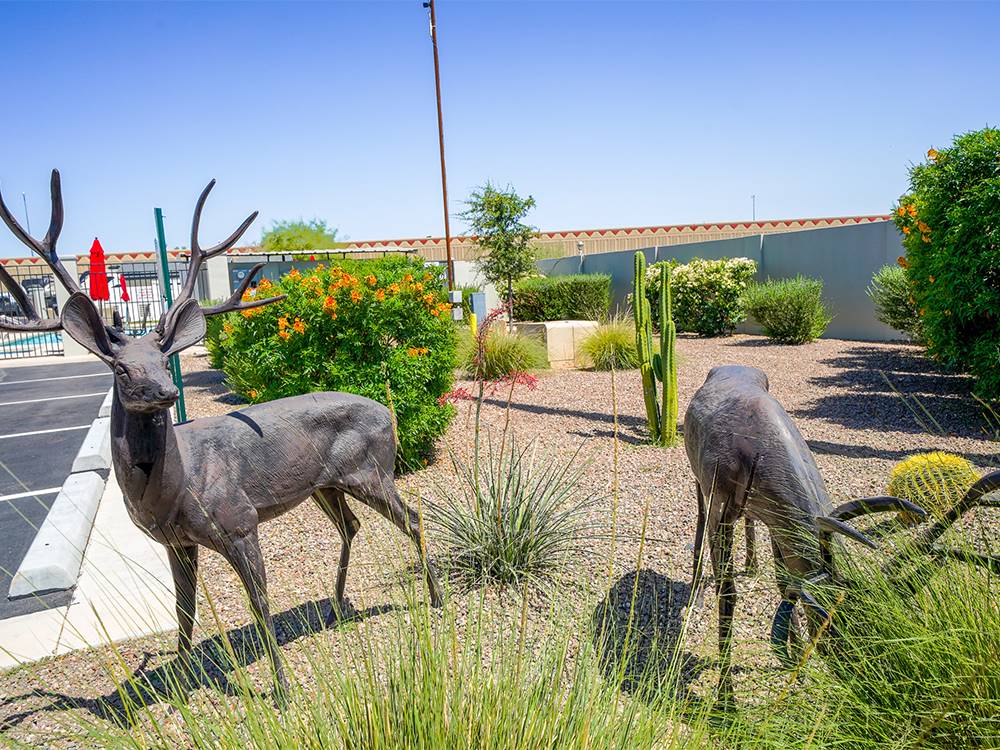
<box><xmin>1</xmin><ymin>1</ymin><xmax>997</xmax><ymax>258</ymax></box>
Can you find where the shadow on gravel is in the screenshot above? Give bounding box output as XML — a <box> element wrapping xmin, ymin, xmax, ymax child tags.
<box><xmin>481</xmin><ymin>397</ymin><xmax>651</xmax><ymax>444</ymax></box>
<box><xmin>183</xmin><ymin>367</ymin><xmax>247</xmax><ymax>406</ymax></box>
<box><xmin>0</xmin><ymin>598</ymin><xmax>393</xmax><ymax>733</ymax></box>
<box><xmin>793</xmin><ymin>345</ymin><xmax>990</xmax><ymax>440</ymax></box>
<box><xmin>808</xmin><ymin>438</ymin><xmax>999</xmax><ymax>466</ymax></box>
<box><xmin>592</xmin><ymin>569</ymin><xmax>709</xmax><ymax>707</ymax></box>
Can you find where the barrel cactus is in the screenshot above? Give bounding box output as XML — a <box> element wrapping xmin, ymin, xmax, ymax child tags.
<box><xmin>887</xmin><ymin>451</ymin><xmax>979</xmax><ymax>524</ymax></box>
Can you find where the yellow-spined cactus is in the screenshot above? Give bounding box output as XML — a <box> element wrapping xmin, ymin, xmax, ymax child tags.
<box><xmin>887</xmin><ymin>451</ymin><xmax>979</xmax><ymax>524</ymax></box>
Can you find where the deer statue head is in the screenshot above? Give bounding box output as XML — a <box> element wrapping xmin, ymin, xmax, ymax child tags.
<box><xmin>0</xmin><ymin>171</ymin><xmax>284</xmax><ymax>413</ymax></box>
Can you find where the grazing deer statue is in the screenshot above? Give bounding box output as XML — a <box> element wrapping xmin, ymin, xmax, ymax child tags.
<box><xmin>684</xmin><ymin>365</ymin><xmax>926</xmax><ymax>706</ymax></box>
<box><xmin>0</xmin><ymin>171</ymin><xmax>443</xmax><ymax>702</ymax></box>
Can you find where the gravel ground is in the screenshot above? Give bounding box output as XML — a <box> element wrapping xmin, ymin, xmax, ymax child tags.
<box><xmin>1</xmin><ymin>334</ymin><xmax>996</xmax><ymax>743</ymax></box>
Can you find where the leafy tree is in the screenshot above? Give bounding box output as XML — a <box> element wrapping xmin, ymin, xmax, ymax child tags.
<box><xmin>261</xmin><ymin>219</ymin><xmax>341</xmax><ymax>252</ymax></box>
<box><xmin>460</xmin><ymin>183</ymin><xmax>537</xmax><ymax>325</ymax></box>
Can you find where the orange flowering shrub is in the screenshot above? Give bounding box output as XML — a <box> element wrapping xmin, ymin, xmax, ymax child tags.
<box><xmin>893</xmin><ymin>127</ymin><xmax>1000</xmax><ymax>399</ymax></box>
<box><xmin>218</xmin><ymin>257</ymin><xmax>457</xmax><ymax>469</ymax></box>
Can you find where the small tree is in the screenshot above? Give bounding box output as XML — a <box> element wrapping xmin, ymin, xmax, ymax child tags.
<box><xmin>461</xmin><ymin>183</ymin><xmax>537</xmax><ymax>326</ymax></box>
<box><xmin>261</xmin><ymin>219</ymin><xmax>341</xmax><ymax>252</ymax></box>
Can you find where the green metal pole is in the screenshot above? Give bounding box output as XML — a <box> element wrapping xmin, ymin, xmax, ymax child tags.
<box><xmin>154</xmin><ymin>207</ymin><xmax>187</xmax><ymax>423</ymax></box>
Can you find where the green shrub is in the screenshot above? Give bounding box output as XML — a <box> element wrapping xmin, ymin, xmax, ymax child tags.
<box><xmin>429</xmin><ymin>437</ymin><xmax>594</xmax><ymax>587</ymax></box>
<box><xmin>218</xmin><ymin>257</ymin><xmax>456</xmax><ymax>470</ymax></box>
<box><xmin>457</xmin><ymin>327</ymin><xmax>548</xmax><ymax>379</ymax></box>
<box><xmin>743</xmin><ymin>276</ymin><xmax>832</xmax><ymax>344</ymax></box>
<box><xmin>513</xmin><ymin>274</ymin><xmax>611</xmax><ymax>321</ymax></box>
<box><xmin>894</xmin><ymin>128</ymin><xmax>1000</xmax><ymax>400</ymax></box>
<box><xmin>646</xmin><ymin>257</ymin><xmax>757</xmax><ymax>336</ymax></box>
<box><xmin>867</xmin><ymin>264</ymin><xmax>923</xmax><ymax>341</ymax></box>
<box><xmin>203</xmin><ymin>307</ymin><xmax>227</xmax><ymax>369</ymax></box>
<box><xmin>579</xmin><ymin>318</ymin><xmax>640</xmax><ymax>370</ymax></box>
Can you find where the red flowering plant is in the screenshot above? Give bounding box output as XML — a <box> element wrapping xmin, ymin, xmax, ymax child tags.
<box><xmin>216</xmin><ymin>256</ymin><xmax>456</xmax><ymax>470</ymax></box>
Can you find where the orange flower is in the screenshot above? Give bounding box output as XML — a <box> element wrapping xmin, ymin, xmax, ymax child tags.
<box><xmin>928</xmin><ymin>275</ymin><xmax>935</xmax><ymax>283</ymax></box>
<box><xmin>278</xmin><ymin>316</ymin><xmax>289</xmax><ymax>329</ymax></box>
<box><xmin>292</xmin><ymin>318</ymin><xmax>306</xmax><ymax>334</ymax></box>
<box><xmin>403</xmin><ymin>273</ymin><xmax>414</xmax><ymax>283</ymax></box>
<box><xmin>375</xmin><ymin>289</ymin><xmax>386</xmax><ymax>301</ymax></box>
<box><xmin>422</xmin><ymin>293</ymin><xmax>435</xmax><ymax>305</ymax></box>
<box><xmin>222</xmin><ymin>322</ymin><xmax>234</xmax><ymax>334</ymax></box>
<box><xmin>897</xmin><ymin>256</ymin><xmax>909</xmax><ymax>268</ymax></box>
<box><xmin>907</xmin><ymin>204</ymin><xmax>918</xmax><ymax>218</ymax></box>
<box><xmin>927</xmin><ymin>148</ymin><xmax>940</xmax><ymax>161</ymax></box>
<box><xmin>287</xmin><ymin>269</ymin><xmax>301</xmax><ymax>281</ymax></box>
<box><xmin>350</xmin><ymin>289</ymin><xmax>362</xmax><ymax>303</ymax></box>
<box><xmin>413</xmin><ymin>282</ymin><xmax>424</xmax><ymax>292</ymax></box>
<box><xmin>922</xmin><ymin>235</ymin><xmax>931</xmax><ymax>243</ymax></box>
<box><xmin>323</xmin><ymin>295</ymin><xmax>338</xmax><ymax>313</ymax></box>
<box><xmin>249</xmin><ymin>389</ymin><xmax>259</xmax><ymax>399</ymax></box>
<box><xmin>430</xmin><ymin>308</ymin><xmax>440</xmax><ymax>316</ymax></box>
<box><xmin>365</xmin><ymin>274</ymin><xmax>378</xmax><ymax>286</ymax></box>
<box><xmin>902</xmin><ymin>226</ymin><xmax>911</xmax><ymax>235</ymax></box>
<box><xmin>278</xmin><ymin>330</ymin><xmax>291</xmax><ymax>340</ymax></box>
<box><xmin>258</xmin><ymin>278</ymin><xmax>272</xmax><ymax>291</ymax></box>
<box><xmin>388</xmin><ymin>283</ymin><xmax>401</xmax><ymax>294</ymax></box>
<box><xmin>917</xmin><ymin>221</ymin><xmax>930</xmax><ymax>234</ymax></box>
<box><xmin>897</xmin><ymin>206</ymin><xmax>907</xmax><ymax>217</ymax></box>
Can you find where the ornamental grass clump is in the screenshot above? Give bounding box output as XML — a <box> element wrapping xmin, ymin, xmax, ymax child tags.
<box><xmin>579</xmin><ymin>317</ymin><xmax>640</xmax><ymax>370</ymax></box>
<box><xmin>457</xmin><ymin>326</ymin><xmax>547</xmax><ymax>379</ymax></box>
<box><xmin>216</xmin><ymin>256</ymin><xmax>456</xmax><ymax>470</ymax></box>
<box><xmin>743</xmin><ymin>276</ymin><xmax>833</xmax><ymax>344</ymax></box>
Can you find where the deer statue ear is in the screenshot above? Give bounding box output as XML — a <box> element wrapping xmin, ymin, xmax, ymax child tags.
<box><xmin>61</xmin><ymin>292</ymin><xmax>116</xmax><ymax>364</ymax></box>
<box><xmin>159</xmin><ymin>298</ymin><xmax>207</xmax><ymax>356</ymax></box>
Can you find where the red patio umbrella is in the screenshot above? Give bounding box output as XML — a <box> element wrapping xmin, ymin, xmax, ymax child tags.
<box><xmin>119</xmin><ymin>274</ymin><xmax>130</xmax><ymax>303</ymax></box>
<box><xmin>88</xmin><ymin>238</ymin><xmax>110</xmax><ymax>302</ymax></box>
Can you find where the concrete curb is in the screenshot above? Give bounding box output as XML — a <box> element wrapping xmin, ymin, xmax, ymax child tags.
<box><xmin>8</xmin><ymin>471</ymin><xmax>107</xmax><ymax>596</ymax></box>
<box><xmin>9</xmin><ymin>403</ymin><xmax>113</xmax><ymax>598</ymax></box>
<box><xmin>98</xmin><ymin>387</ymin><xmax>113</xmax><ymax>418</ymax></box>
<box><xmin>71</xmin><ymin>416</ymin><xmax>111</xmax><ymax>473</ymax></box>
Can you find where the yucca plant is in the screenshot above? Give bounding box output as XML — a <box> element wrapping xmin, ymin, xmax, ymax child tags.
<box><xmin>429</xmin><ymin>436</ymin><xmax>595</xmax><ymax>588</ymax></box>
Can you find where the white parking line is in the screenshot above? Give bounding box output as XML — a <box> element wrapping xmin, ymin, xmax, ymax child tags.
<box><xmin>0</xmin><ymin>425</ymin><xmax>91</xmax><ymax>440</ymax></box>
<box><xmin>0</xmin><ymin>392</ymin><xmax>108</xmax><ymax>407</ymax></box>
<box><xmin>0</xmin><ymin>372</ymin><xmax>109</xmax><ymax>387</ymax></box>
<box><xmin>0</xmin><ymin>487</ymin><xmax>60</xmax><ymax>502</ymax></box>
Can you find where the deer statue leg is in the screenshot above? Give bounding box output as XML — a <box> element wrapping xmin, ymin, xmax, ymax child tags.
<box><xmin>313</xmin><ymin>488</ymin><xmax>361</xmax><ymax>624</ymax></box>
<box><xmin>221</xmin><ymin>529</ymin><xmax>289</xmax><ymax>703</ymax></box>
<box><xmin>709</xmin><ymin>509</ymin><xmax>738</xmax><ymax>708</ymax></box>
<box><xmin>351</xmin><ymin>473</ymin><xmax>443</xmax><ymax>607</ymax></box>
<box><xmin>745</xmin><ymin>517</ymin><xmax>758</xmax><ymax>573</ymax></box>
<box><xmin>690</xmin><ymin>482</ymin><xmax>707</xmax><ymax>605</ymax></box>
<box><xmin>768</xmin><ymin>538</ymin><xmax>802</xmax><ymax>667</ymax></box>
<box><xmin>166</xmin><ymin>544</ymin><xmax>199</xmax><ymax>692</ymax></box>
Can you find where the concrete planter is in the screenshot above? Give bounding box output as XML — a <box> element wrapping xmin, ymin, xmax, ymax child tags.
<box><xmin>514</xmin><ymin>320</ymin><xmax>598</xmax><ymax>370</ymax></box>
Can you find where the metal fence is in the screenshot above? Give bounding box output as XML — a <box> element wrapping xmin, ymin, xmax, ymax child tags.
<box><xmin>1</xmin><ymin>257</ymin><xmax>205</xmax><ymax>360</ymax></box>
<box><xmin>0</xmin><ymin>262</ymin><xmax>62</xmax><ymax>358</ymax></box>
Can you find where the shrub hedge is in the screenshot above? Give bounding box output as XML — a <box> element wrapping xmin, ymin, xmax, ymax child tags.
<box><xmin>216</xmin><ymin>257</ymin><xmax>456</xmax><ymax>470</ymax></box>
<box><xmin>513</xmin><ymin>274</ymin><xmax>610</xmax><ymax>321</ymax></box>
<box><xmin>743</xmin><ymin>276</ymin><xmax>833</xmax><ymax>344</ymax></box>
<box><xmin>894</xmin><ymin>127</ymin><xmax>1000</xmax><ymax>399</ymax></box>
<box><xmin>646</xmin><ymin>257</ymin><xmax>757</xmax><ymax>336</ymax></box>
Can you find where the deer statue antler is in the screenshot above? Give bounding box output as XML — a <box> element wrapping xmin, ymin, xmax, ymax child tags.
<box><xmin>0</xmin><ymin>169</ymin><xmax>78</xmax><ymax>332</ymax></box>
<box><xmin>157</xmin><ymin>180</ymin><xmax>283</xmax><ymax>338</ymax></box>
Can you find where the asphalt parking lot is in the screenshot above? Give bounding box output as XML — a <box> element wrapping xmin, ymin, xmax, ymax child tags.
<box><xmin>0</xmin><ymin>360</ymin><xmax>111</xmax><ymax>620</ymax></box>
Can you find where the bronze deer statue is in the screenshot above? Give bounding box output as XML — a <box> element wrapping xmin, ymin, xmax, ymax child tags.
<box><xmin>685</xmin><ymin>365</ymin><xmax>1000</xmax><ymax>706</ymax></box>
<box><xmin>0</xmin><ymin>170</ymin><xmax>443</xmax><ymax>702</ymax></box>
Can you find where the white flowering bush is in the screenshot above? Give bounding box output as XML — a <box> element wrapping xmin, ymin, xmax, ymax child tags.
<box><xmin>646</xmin><ymin>256</ymin><xmax>757</xmax><ymax>336</ymax></box>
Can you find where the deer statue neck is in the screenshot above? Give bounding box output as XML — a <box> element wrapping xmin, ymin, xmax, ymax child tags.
<box><xmin>109</xmin><ymin>383</ymin><xmax>178</xmax><ymax>504</ymax></box>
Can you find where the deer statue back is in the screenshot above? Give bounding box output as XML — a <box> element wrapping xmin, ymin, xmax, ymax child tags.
<box><xmin>684</xmin><ymin>365</ymin><xmax>924</xmax><ymax>705</ymax></box>
<box><xmin>0</xmin><ymin>171</ymin><xmax>442</xmax><ymax>703</ymax></box>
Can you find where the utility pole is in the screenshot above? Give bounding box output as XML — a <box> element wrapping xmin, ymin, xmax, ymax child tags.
<box><xmin>425</xmin><ymin>0</ymin><xmax>455</xmax><ymax>288</ymax></box>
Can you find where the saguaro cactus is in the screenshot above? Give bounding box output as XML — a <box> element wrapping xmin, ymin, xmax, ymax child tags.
<box><xmin>633</xmin><ymin>253</ymin><xmax>680</xmax><ymax>446</ymax></box>
<box><xmin>633</xmin><ymin>252</ymin><xmax>660</xmax><ymax>442</ymax></box>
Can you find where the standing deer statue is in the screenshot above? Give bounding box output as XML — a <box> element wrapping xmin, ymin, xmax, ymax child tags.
<box><xmin>685</xmin><ymin>365</ymin><xmax>1000</xmax><ymax>706</ymax></box>
<box><xmin>0</xmin><ymin>170</ymin><xmax>443</xmax><ymax>702</ymax></box>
